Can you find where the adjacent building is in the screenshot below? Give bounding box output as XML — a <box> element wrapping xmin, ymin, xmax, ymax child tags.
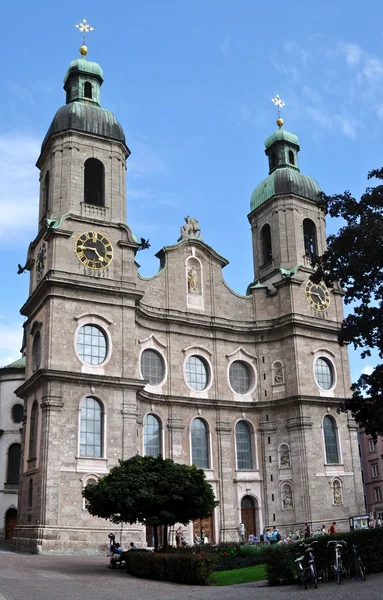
<box><xmin>0</xmin><ymin>358</ymin><xmax>25</xmax><ymax>539</ymax></box>
<box><xmin>359</xmin><ymin>432</ymin><xmax>383</xmax><ymax>520</ymax></box>
<box><xmin>13</xmin><ymin>46</ymin><xmax>365</xmax><ymax>553</ymax></box>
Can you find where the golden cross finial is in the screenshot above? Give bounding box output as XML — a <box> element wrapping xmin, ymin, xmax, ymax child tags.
<box><xmin>75</xmin><ymin>19</ymin><xmax>94</xmax><ymax>56</ymax></box>
<box><xmin>271</xmin><ymin>94</ymin><xmax>285</xmax><ymax>128</ymax></box>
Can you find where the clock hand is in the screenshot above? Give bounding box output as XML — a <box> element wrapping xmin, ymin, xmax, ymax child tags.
<box><xmin>93</xmin><ymin>249</ymin><xmax>104</xmax><ymax>261</ymax></box>
<box><xmin>78</xmin><ymin>245</ymin><xmax>105</xmax><ymax>262</ymax></box>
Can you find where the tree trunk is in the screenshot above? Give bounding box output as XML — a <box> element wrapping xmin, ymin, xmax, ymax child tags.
<box><xmin>163</xmin><ymin>524</ymin><xmax>168</xmax><ymax>552</ymax></box>
<box><xmin>153</xmin><ymin>525</ymin><xmax>158</xmax><ymax>552</ymax></box>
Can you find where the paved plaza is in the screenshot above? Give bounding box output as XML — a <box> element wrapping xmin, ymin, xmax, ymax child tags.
<box><xmin>0</xmin><ymin>551</ymin><xmax>382</xmax><ymax>600</ymax></box>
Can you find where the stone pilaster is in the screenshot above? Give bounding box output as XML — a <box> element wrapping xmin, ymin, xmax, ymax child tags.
<box><xmin>216</xmin><ymin>421</ymin><xmax>237</xmax><ymax>542</ymax></box>
<box><xmin>167</xmin><ymin>418</ymin><xmax>185</xmax><ymax>462</ymax></box>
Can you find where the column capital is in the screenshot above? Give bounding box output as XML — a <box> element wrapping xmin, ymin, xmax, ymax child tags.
<box><xmin>41</xmin><ymin>395</ymin><xmax>64</xmax><ymax>412</ymax></box>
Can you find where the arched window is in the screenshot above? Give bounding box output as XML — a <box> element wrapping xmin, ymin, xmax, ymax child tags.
<box><xmin>288</xmin><ymin>150</ymin><xmax>295</xmax><ymax>165</ymax></box>
<box><xmin>84</xmin><ymin>158</ymin><xmax>105</xmax><ymax>207</ymax></box>
<box><xmin>12</xmin><ymin>403</ymin><xmax>24</xmax><ymax>423</ymax></box>
<box><xmin>27</xmin><ymin>479</ymin><xmax>33</xmax><ymax>508</ymax></box>
<box><xmin>303</xmin><ymin>218</ymin><xmax>318</xmax><ymax>257</ymax></box>
<box><xmin>79</xmin><ymin>397</ymin><xmax>103</xmax><ymax>458</ymax></box>
<box><xmin>191</xmin><ymin>418</ymin><xmax>209</xmax><ymax>469</ymax></box>
<box><xmin>7</xmin><ymin>443</ymin><xmax>21</xmax><ymax>484</ymax></box>
<box><xmin>43</xmin><ymin>171</ymin><xmax>50</xmax><ymax>214</ymax></box>
<box><xmin>144</xmin><ymin>414</ymin><xmax>161</xmax><ymax>457</ymax></box>
<box><xmin>32</xmin><ymin>331</ymin><xmax>41</xmax><ymax>372</ymax></box>
<box><xmin>281</xmin><ymin>482</ymin><xmax>293</xmax><ymax>510</ymax></box>
<box><xmin>141</xmin><ymin>350</ymin><xmax>165</xmax><ymax>386</ymax></box>
<box><xmin>278</xmin><ymin>443</ymin><xmax>291</xmax><ymax>468</ymax></box>
<box><xmin>323</xmin><ymin>416</ymin><xmax>340</xmax><ymax>464</ymax></box>
<box><xmin>29</xmin><ymin>401</ymin><xmax>38</xmax><ymax>460</ymax></box>
<box><xmin>261</xmin><ymin>224</ymin><xmax>272</xmax><ymax>264</ymax></box>
<box><xmin>270</xmin><ymin>152</ymin><xmax>277</xmax><ymax>169</ymax></box>
<box><xmin>84</xmin><ymin>81</ymin><xmax>92</xmax><ymax>99</ymax></box>
<box><xmin>236</xmin><ymin>421</ymin><xmax>253</xmax><ymax>470</ymax></box>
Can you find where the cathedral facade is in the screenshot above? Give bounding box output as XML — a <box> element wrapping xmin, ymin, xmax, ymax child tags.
<box><xmin>14</xmin><ymin>50</ymin><xmax>364</xmax><ymax>553</ymax></box>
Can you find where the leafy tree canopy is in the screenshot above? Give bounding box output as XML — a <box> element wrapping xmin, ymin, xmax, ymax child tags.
<box><xmin>311</xmin><ymin>168</ymin><xmax>383</xmax><ymax>437</ymax></box>
<box><xmin>83</xmin><ymin>455</ymin><xmax>218</xmax><ymax>529</ymax></box>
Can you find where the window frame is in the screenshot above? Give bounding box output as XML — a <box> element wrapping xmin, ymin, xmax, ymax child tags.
<box><xmin>312</xmin><ymin>351</ymin><xmax>337</xmax><ymax>395</ymax></box>
<box><xmin>84</xmin><ymin>158</ymin><xmax>105</xmax><ymax>207</ymax></box>
<box><xmin>375</xmin><ymin>487</ymin><xmax>382</xmax><ymax>502</ymax></box>
<box><xmin>76</xmin><ymin>323</ymin><xmax>109</xmax><ymax>367</ymax></box>
<box><xmin>235</xmin><ymin>420</ymin><xmax>254</xmax><ymax>470</ymax></box>
<box><xmin>260</xmin><ymin>223</ymin><xmax>273</xmax><ymax>265</ymax></box>
<box><xmin>11</xmin><ymin>403</ymin><xmax>24</xmax><ymax>424</ymax></box>
<box><xmin>140</xmin><ymin>349</ymin><xmax>166</xmax><ymax>387</ymax></box>
<box><xmin>190</xmin><ymin>417</ymin><xmax>210</xmax><ymax>469</ymax></box>
<box><xmin>7</xmin><ymin>443</ymin><xmax>21</xmax><ymax>484</ymax></box>
<box><xmin>143</xmin><ymin>413</ymin><xmax>162</xmax><ymax>457</ymax></box>
<box><xmin>372</xmin><ymin>464</ymin><xmax>379</xmax><ymax>478</ymax></box>
<box><xmin>184</xmin><ymin>354</ymin><xmax>211</xmax><ymax>393</ymax></box>
<box><xmin>74</xmin><ymin>314</ymin><xmax>113</xmax><ymax>370</ymax></box>
<box><xmin>78</xmin><ymin>396</ymin><xmax>104</xmax><ymax>459</ymax></box>
<box><xmin>229</xmin><ymin>360</ymin><xmax>252</xmax><ymax>395</ymax></box>
<box><xmin>314</xmin><ymin>357</ymin><xmax>335</xmax><ymax>391</ymax></box>
<box><xmin>322</xmin><ymin>415</ymin><xmax>341</xmax><ymax>465</ymax></box>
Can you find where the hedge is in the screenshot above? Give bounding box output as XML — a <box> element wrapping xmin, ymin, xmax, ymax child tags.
<box><xmin>264</xmin><ymin>527</ymin><xmax>383</xmax><ymax>586</ymax></box>
<box><xmin>123</xmin><ymin>551</ymin><xmax>214</xmax><ymax>585</ymax></box>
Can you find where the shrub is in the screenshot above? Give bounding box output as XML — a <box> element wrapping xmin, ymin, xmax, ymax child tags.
<box><xmin>263</xmin><ymin>544</ymin><xmax>296</xmax><ymax>586</ymax></box>
<box><xmin>124</xmin><ymin>551</ymin><xmax>214</xmax><ymax>585</ymax></box>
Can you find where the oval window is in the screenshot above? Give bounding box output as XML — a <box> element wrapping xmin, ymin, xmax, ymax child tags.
<box><xmin>77</xmin><ymin>324</ymin><xmax>108</xmax><ymax>366</ymax></box>
<box><xmin>315</xmin><ymin>357</ymin><xmax>334</xmax><ymax>390</ymax></box>
<box><xmin>12</xmin><ymin>403</ymin><xmax>24</xmax><ymax>423</ymax></box>
<box><xmin>141</xmin><ymin>349</ymin><xmax>165</xmax><ymax>386</ymax></box>
<box><xmin>185</xmin><ymin>355</ymin><xmax>209</xmax><ymax>391</ymax></box>
<box><xmin>229</xmin><ymin>361</ymin><xmax>252</xmax><ymax>394</ymax></box>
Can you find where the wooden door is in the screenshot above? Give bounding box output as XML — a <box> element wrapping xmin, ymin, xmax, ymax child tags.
<box><xmin>193</xmin><ymin>514</ymin><xmax>214</xmax><ymax>543</ymax></box>
<box><xmin>241</xmin><ymin>496</ymin><xmax>256</xmax><ymax>538</ymax></box>
<box><xmin>5</xmin><ymin>508</ymin><xmax>17</xmax><ymax>540</ymax></box>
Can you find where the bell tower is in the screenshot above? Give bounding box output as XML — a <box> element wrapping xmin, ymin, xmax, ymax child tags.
<box><xmin>248</xmin><ymin>101</ymin><xmax>326</xmax><ymax>285</ymax></box>
<box><xmin>36</xmin><ymin>37</ymin><xmax>129</xmax><ymax>228</ymax></box>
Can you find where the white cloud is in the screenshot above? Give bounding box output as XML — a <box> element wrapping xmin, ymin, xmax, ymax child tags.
<box><xmin>0</xmin><ymin>316</ymin><xmax>24</xmax><ymax>367</ymax></box>
<box><xmin>362</xmin><ymin>365</ymin><xmax>374</xmax><ymax>376</ymax></box>
<box><xmin>340</xmin><ymin>43</ymin><xmax>362</xmax><ymax>66</ymax></box>
<box><xmin>0</xmin><ymin>134</ymin><xmax>40</xmax><ymax>244</ymax></box>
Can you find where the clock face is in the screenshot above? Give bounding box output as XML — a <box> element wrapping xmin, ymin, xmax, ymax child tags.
<box><xmin>305</xmin><ymin>280</ymin><xmax>330</xmax><ymax>312</ymax></box>
<box><xmin>36</xmin><ymin>242</ymin><xmax>47</xmax><ymax>282</ymax></box>
<box><xmin>75</xmin><ymin>231</ymin><xmax>114</xmax><ymax>270</ymax></box>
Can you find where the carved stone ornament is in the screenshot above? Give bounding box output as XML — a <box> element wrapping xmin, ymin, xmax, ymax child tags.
<box><xmin>333</xmin><ymin>482</ymin><xmax>342</xmax><ymax>505</ymax></box>
<box><xmin>179</xmin><ymin>216</ymin><xmax>202</xmax><ymax>240</ymax></box>
<box><xmin>280</xmin><ymin>451</ymin><xmax>290</xmax><ymax>468</ymax></box>
<box><xmin>282</xmin><ymin>489</ymin><xmax>293</xmax><ymax>510</ymax></box>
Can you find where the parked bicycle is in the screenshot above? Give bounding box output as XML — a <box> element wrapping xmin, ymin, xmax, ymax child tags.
<box><xmin>352</xmin><ymin>543</ymin><xmax>366</xmax><ymax>581</ymax></box>
<box><xmin>327</xmin><ymin>539</ymin><xmax>347</xmax><ymax>584</ymax></box>
<box><xmin>294</xmin><ymin>540</ymin><xmax>319</xmax><ymax>588</ymax></box>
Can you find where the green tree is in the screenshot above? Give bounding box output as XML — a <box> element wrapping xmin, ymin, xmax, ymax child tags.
<box><xmin>311</xmin><ymin>168</ymin><xmax>383</xmax><ymax>437</ymax></box>
<box><xmin>83</xmin><ymin>455</ymin><xmax>218</xmax><ymax>551</ymax></box>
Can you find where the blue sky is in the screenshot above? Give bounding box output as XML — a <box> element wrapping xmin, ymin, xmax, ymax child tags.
<box><xmin>0</xmin><ymin>0</ymin><xmax>380</xmax><ymax>380</ymax></box>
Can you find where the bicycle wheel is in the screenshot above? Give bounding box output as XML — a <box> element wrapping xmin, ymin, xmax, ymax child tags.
<box><xmin>297</xmin><ymin>568</ymin><xmax>307</xmax><ymax>589</ymax></box>
<box><xmin>357</xmin><ymin>558</ymin><xmax>366</xmax><ymax>581</ymax></box>
<box><xmin>309</xmin><ymin>564</ymin><xmax>318</xmax><ymax>588</ymax></box>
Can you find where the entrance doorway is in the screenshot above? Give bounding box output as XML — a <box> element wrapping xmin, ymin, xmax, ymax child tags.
<box><xmin>193</xmin><ymin>514</ymin><xmax>214</xmax><ymax>544</ymax></box>
<box><xmin>5</xmin><ymin>507</ymin><xmax>17</xmax><ymax>540</ymax></box>
<box><xmin>241</xmin><ymin>495</ymin><xmax>256</xmax><ymax>539</ymax></box>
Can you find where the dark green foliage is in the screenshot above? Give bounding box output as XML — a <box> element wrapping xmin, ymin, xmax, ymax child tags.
<box><xmin>263</xmin><ymin>528</ymin><xmax>383</xmax><ymax>585</ymax></box>
<box><xmin>311</xmin><ymin>172</ymin><xmax>383</xmax><ymax>437</ymax></box>
<box><xmin>123</xmin><ymin>551</ymin><xmax>214</xmax><ymax>585</ymax></box>
<box><xmin>83</xmin><ymin>455</ymin><xmax>218</xmax><ymax>548</ymax></box>
<box><xmin>168</xmin><ymin>542</ymin><xmax>267</xmax><ymax>571</ymax></box>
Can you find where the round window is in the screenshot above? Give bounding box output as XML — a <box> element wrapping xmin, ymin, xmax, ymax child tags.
<box><xmin>12</xmin><ymin>403</ymin><xmax>24</xmax><ymax>423</ymax></box>
<box><xmin>185</xmin><ymin>355</ymin><xmax>209</xmax><ymax>391</ymax></box>
<box><xmin>32</xmin><ymin>331</ymin><xmax>41</xmax><ymax>371</ymax></box>
<box><xmin>141</xmin><ymin>349</ymin><xmax>165</xmax><ymax>385</ymax></box>
<box><xmin>77</xmin><ymin>324</ymin><xmax>108</xmax><ymax>366</ymax></box>
<box><xmin>315</xmin><ymin>357</ymin><xmax>334</xmax><ymax>390</ymax></box>
<box><xmin>229</xmin><ymin>360</ymin><xmax>252</xmax><ymax>394</ymax></box>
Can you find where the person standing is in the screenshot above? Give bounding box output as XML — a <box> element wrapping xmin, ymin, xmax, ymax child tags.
<box><xmin>304</xmin><ymin>523</ymin><xmax>311</xmax><ymax>538</ymax></box>
<box><xmin>329</xmin><ymin>522</ymin><xmax>337</xmax><ymax>534</ymax></box>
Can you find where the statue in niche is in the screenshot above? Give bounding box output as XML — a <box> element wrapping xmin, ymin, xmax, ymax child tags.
<box><xmin>187</xmin><ymin>266</ymin><xmax>199</xmax><ymax>293</ymax></box>
<box><xmin>274</xmin><ymin>365</ymin><xmax>284</xmax><ymax>385</ymax></box>
<box><xmin>280</xmin><ymin>450</ymin><xmax>290</xmax><ymax>468</ymax></box>
<box><xmin>333</xmin><ymin>484</ymin><xmax>342</xmax><ymax>505</ymax></box>
<box><xmin>283</xmin><ymin>490</ymin><xmax>293</xmax><ymax>510</ymax></box>
<box><xmin>180</xmin><ymin>216</ymin><xmax>202</xmax><ymax>240</ymax></box>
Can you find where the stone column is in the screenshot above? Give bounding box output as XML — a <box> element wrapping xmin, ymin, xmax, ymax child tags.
<box><xmin>121</xmin><ymin>390</ymin><xmax>138</xmax><ymax>460</ymax></box>
<box><xmin>167</xmin><ymin>418</ymin><xmax>185</xmax><ymax>462</ymax></box>
<box><xmin>287</xmin><ymin>415</ymin><xmax>313</xmax><ymax>526</ymax></box>
<box><xmin>216</xmin><ymin>421</ymin><xmax>237</xmax><ymax>542</ymax></box>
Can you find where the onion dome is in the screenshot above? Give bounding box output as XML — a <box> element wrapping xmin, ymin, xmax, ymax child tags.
<box><xmin>250</xmin><ymin>125</ymin><xmax>320</xmax><ymax>212</ymax></box>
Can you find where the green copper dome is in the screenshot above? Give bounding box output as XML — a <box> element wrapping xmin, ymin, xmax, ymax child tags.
<box><xmin>64</xmin><ymin>58</ymin><xmax>104</xmax><ymax>82</ymax></box>
<box><xmin>265</xmin><ymin>128</ymin><xmax>299</xmax><ymax>149</ymax></box>
<box><xmin>41</xmin><ymin>56</ymin><xmax>126</xmax><ymax>151</ymax></box>
<box><xmin>249</xmin><ymin>126</ymin><xmax>321</xmax><ymax>212</ymax></box>
<box><xmin>250</xmin><ymin>168</ymin><xmax>321</xmax><ymax>211</ymax></box>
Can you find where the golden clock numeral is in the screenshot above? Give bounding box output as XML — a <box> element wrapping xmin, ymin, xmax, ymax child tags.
<box><xmin>92</xmin><ymin>232</ymin><xmax>98</xmax><ymax>242</ymax></box>
<box><xmin>83</xmin><ymin>259</ymin><xmax>92</xmax><ymax>267</ymax></box>
<box><xmin>77</xmin><ymin>251</ymin><xmax>85</xmax><ymax>260</ymax></box>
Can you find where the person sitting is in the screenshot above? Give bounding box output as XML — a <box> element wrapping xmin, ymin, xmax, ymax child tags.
<box><xmin>109</xmin><ymin>542</ymin><xmax>126</xmax><ymax>568</ymax></box>
<box><xmin>129</xmin><ymin>541</ymin><xmax>138</xmax><ymax>550</ymax></box>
